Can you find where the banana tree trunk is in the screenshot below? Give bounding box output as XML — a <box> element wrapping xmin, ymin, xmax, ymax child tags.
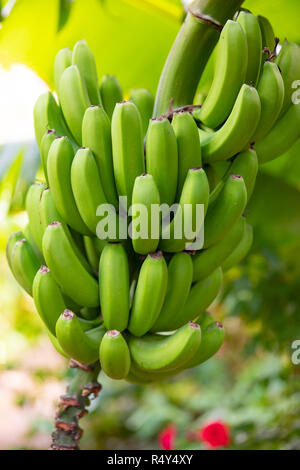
<box><xmin>153</xmin><ymin>0</ymin><xmax>245</xmax><ymax>117</ymax></box>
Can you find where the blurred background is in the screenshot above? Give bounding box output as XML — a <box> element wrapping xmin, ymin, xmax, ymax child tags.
<box><xmin>0</xmin><ymin>0</ymin><xmax>299</xmax><ymax>450</ymax></box>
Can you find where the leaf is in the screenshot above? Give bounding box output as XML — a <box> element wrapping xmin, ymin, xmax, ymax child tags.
<box><xmin>57</xmin><ymin>0</ymin><xmax>74</xmax><ymax>32</ymax></box>
<box><xmin>0</xmin><ymin>0</ymin><xmax>182</xmax><ymax>93</ymax></box>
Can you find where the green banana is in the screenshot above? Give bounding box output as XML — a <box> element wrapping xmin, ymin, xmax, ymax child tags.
<box><xmin>184</xmin><ymin>321</ymin><xmax>224</xmax><ymax>369</ymax></box>
<box><xmin>160</xmin><ymin>167</ymin><xmax>209</xmax><ymax>253</ymax></box>
<box><xmin>10</xmin><ymin>238</ymin><xmax>41</xmax><ymax>295</ymax></box>
<box><xmin>54</xmin><ymin>48</ymin><xmax>72</xmax><ymax>95</ymax></box>
<box><xmin>33</xmin><ymin>266</ymin><xmax>66</xmax><ymax>335</ymax></box>
<box><xmin>48</xmin><ymin>331</ymin><xmax>69</xmax><ymax>359</ymax></box>
<box><xmin>201</xmin><ymin>84</ymin><xmax>261</xmax><ymax>163</ymax></box>
<box><xmin>127</xmin><ymin>364</ymin><xmax>180</xmax><ymax>384</ymax></box>
<box><xmin>47</xmin><ymin>136</ymin><xmax>90</xmax><ymax>234</ymax></box>
<box><xmin>237</xmin><ymin>11</ymin><xmax>262</xmax><ymax>86</ymax></box>
<box><xmin>100</xmin><ymin>75</ymin><xmax>123</xmax><ymax>120</ymax></box>
<box><xmin>130</xmin><ymin>88</ymin><xmax>154</xmax><ymax>136</ymax></box>
<box><xmin>131</xmin><ymin>173</ymin><xmax>160</xmax><ymax>255</ymax></box>
<box><xmin>252</xmin><ymin>61</ymin><xmax>284</xmax><ymax>142</ymax></box>
<box><xmin>258</xmin><ymin>15</ymin><xmax>276</xmax><ymax>59</ymax></box>
<box><xmin>146</xmin><ymin>117</ymin><xmax>178</xmax><ymax>206</ymax></box>
<box><xmin>255</xmin><ymin>101</ymin><xmax>300</xmax><ymax>164</ymax></box>
<box><xmin>128</xmin><ymin>252</ymin><xmax>168</xmax><ymax>337</ymax></box>
<box><xmin>72</xmin><ymin>40</ymin><xmax>101</xmax><ymax>105</ymax></box>
<box><xmin>39</xmin><ymin>188</ymin><xmax>63</xmax><ymax>232</ymax></box>
<box><xmin>82</xmin><ymin>106</ymin><xmax>118</xmax><ymax>207</ymax></box>
<box><xmin>56</xmin><ymin>310</ymin><xmax>105</xmax><ymax>364</ymax></box>
<box><xmin>172</xmin><ymin>111</ymin><xmax>202</xmax><ymax>197</ymax></box>
<box><xmin>23</xmin><ymin>224</ymin><xmax>43</xmax><ymax>263</ymax></box>
<box><xmin>193</xmin><ymin>216</ymin><xmax>245</xmax><ymax>283</ymax></box>
<box><xmin>99</xmin><ymin>243</ymin><xmax>130</xmax><ymax>332</ymax></box>
<box><xmin>111</xmin><ymin>101</ymin><xmax>145</xmax><ymax>207</ymax></box>
<box><xmin>128</xmin><ymin>322</ymin><xmax>201</xmax><ymax>373</ymax></box>
<box><xmin>197</xmin><ymin>20</ymin><xmax>247</xmax><ymax>129</ymax></box>
<box><xmin>43</xmin><ymin>222</ymin><xmax>99</xmax><ymax>307</ymax></box>
<box><xmin>6</xmin><ymin>231</ymin><xmax>25</xmax><ymax>272</ymax></box>
<box><xmin>40</xmin><ymin>130</ymin><xmax>56</xmax><ymax>185</ymax></box>
<box><xmin>151</xmin><ymin>252</ymin><xmax>193</xmax><ymax>333</ymax></box>
<box><xmin>83</xmin><ymin>236</ymin><xmax>100</xmax><ymax>272</ymax></box>
<box><xmin>26</xmin><ymin>183</ymin><xmax>47</xmax><ymax>253</ymax></box>
<box><xmin>196</xmin><ymin>311</ymin><xmax>215</xmax><ymax>329</ymax></box>
<box><xmin>59</xmin><ymin>65</ymin><xmax>91</xmax><ymax>145</ymax></box>
<box><xmin>204</xmin><ymin>174</ymin><xmax>247</xmax><ymax>248</ymax></box>
<box><xmin>275</xmin><ymin>41</ymin><xmax>300</xmax><ymax>118</ymax></box>
<box><xmin>99</xmin><ymin>330</ymin><xmax>131</xmax><ymax>380</ymax></box>
<box><xmin>33</xmin><ymin>92</ymin><xmax>73</xmax><ymax>148</ymax></box>
<box><xmin>168</xmin><ymin>267</ymin><xmax>223</xmax><ymax>331</ymax></box>
<box><xmin>229</xmin><ymin>149</ymin><xmax>258</xmax><ymax>202</ymax></box>
<box><xmin>222</xmin><ymin>223</ymin><xmax>253</xmax><ymax>271</ymax></box>
<box><xmin>71</xmin><ymin>147</ymin><xmax>108</xmax><ymax>234</ymax></box>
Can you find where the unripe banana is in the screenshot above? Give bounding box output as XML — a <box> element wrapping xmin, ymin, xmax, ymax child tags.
<box><xmin>100</xmin><ymin>75</ymin><xmax>123</xmax><ymax>120</ymax></box>
<box><xmin>47</xmin><ymin>136</ymin><xmax>90</xmax><ymax>234</ymax></box>
<box><xmin>99</xmin><ymin>330</ymin><xmax>131</xmax><ymax>380</ymax></box>
<box><xmin>193</xmin><ymin>216</ymin><xmax>245</xmax><ymax>282</ymax></box>
<box><xmin>6</xmin><ymin>231</ymin><xmax>25</xmax><ymax>272</ymax></box>
<box><xmin>151</xmin><ymin>252</ymin><xmax>193</xmax><ymax>333</ymax></box>
<box><xmin>168</xmin><ymin>267</ymin><xmax>223</xmax><ymax>331</ymax></box>
<box><xmin>201</xmin><ymin>84</ymin><xmax>261</xmax><ymax>163</ymax></box>
<box><xmin>146</xmin><ymin>117</ymin><xmax>178</xmax><ymax>206</ymax></box>
<box><xmin>33</xmin><ymin>92</ymin><xmax>72</xmax><ymax>148</ymax></box>
<box><xmin>196</xmin><ymin>311</ymin><xmax>215</xmax><ymax>329</ymax></box>
<box><xmin>222</xmin><ymin>223</ymin><xmax>253</xmax><ymax>271</ymax></box>
<box><xmin>33</xmin><ymin>266</ymin><xmax>66</xmax><ymax>335</ymax></box>
<box><xmin>48</xmin><ymin>331</ymin><xmax>69</xmax><ymax>359</ymax></box>
<box><xmin>72</xmin><ymin>40</ymin><xmax>101</xmax><ymax>105</ymax></box>
<box><xmin>56</xmin><ymin>310</ymin><xmax>105</xmax><ymax>364</ymax></box>
<box><xmin>54</xmin><ymin>48</ymin><xmax>72</xmax><ymax>95</ymax></box>
<box><xmin>255</xmin><ymin>102</ymin><xmax>300</xmax><ymax>164</ymax></box>
<box><xmin>204</xmin><ymin>174</ymin><xmax>247</xmax><ymax>248</ymax></box>
<box><xmin>111</xmin><ymin>101</ymin><xmax>145</xmax><ymax>207</ymax></box>
<box><xmin>160</xmin><ymin>167</ymin><xmax>209</xmax><ymax>253</ymax></box>
<box><xmin>39</xmin><ymin>188</ymin><xmax>63</xmax><ymax>232</ymax></box>
<box><xmin>258</xmin><ymin>15</ymin><xmax>276</xmax><ymax>58</ymax></box>
<box><xmin>128</xmin><ymin>252</ymin><xmax>168</xmax><ymax>337</ymax></box>
<box><xmin>197</xmin><ymin>20</ymin><xmax>247</xmax><ymax>129</ymax></box>
<box><xmin>43</xmin><ymin>222</ymin><xmax>99</xmax><ymax>307</ymax></box>
<box><xmin>130</xmin><ymin>88</ymin><xmax>154</xmax><ymax>136</ymax></box>
<box><xmin>128</xmin><ymin>321</ymin><xmax>201</xmax><ymax>373</ymax></box>
<box><xmin>83</xmin><ymin>236</ymin><xmax>100</xmax><ymax>272</ymax></box>
<box><xmin>10</xmin><ymin>238</ymin><xmax>41</xmax><ymax>295</ymax></box>
<box><xmin>237</xmin><ymin>11</ymin><xmax>262</xmax><ymax>86</ymax></box>
<box><xmin>23</xmin><ymin>224</ymin><xmax>43</xmax><ymax>263</ymax></box>
<box><xmin>71</xmin><ymin>147</ymin><xmax>108</xmax><ymax>234</ymax></box>
<box><xmin>40</xmin><ymin>130</ymin><xmax>56</xmax><ymax>185</ymax></box>
<box><xmin>184</xmin><ymin>321</ymin><xmax>224</xmax><ymax>369</ymax></box>
<box><xmin>131</xmin><ymin>173</ymin><xmax>160</xmax><ymax>255</ymax></box>
<box><xmin>172</xmin><ymin>111</ymin><xmax>202</xmax><ymax>197</ymax></box>
<box><xmin>59</xmin><ymin>65</ymin><xmax>91</xmax><ymax>145</ymax></box>
<box><xmin>99</xmin><ymin>243</ymin><xmax>130</xmax><ymax>332</ymax></box>
<box><xmin>127</xmin><ymin>364</ymin><xmax>180</xmax><ymax>384</ymax></box>
<box><xmin>26</xmin><ymin>183</ymin><xmax>47</xmax><ymax>253</ymax></box>
<box><xmin>229</xmin><ymin>149</ymin><xmax>258</xmax><ymax>202</ymax></box>
<box><xmin>82</xmin><ymin>106</ymin><xmax>118</xmax><ymax>207</ymax></box>
<box><xmin>275</xmin><ymin>41</ymin><xmax>300</xmax><ymax>118</ymax></box>
<box><xmin>252</xmin><ymin>61</ymin><xmax>284</xmax><ymax>142</ymax></box>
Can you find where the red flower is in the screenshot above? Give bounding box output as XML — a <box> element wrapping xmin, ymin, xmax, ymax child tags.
<box><xmin>159</xmin><ymin>425</ymin><xmax>177</xmax><ymax>450</ymax></box>
<box><xmin>198</xmin><ymin>420</ymin><xmax>231</xmax><ymax>449</ymax></box>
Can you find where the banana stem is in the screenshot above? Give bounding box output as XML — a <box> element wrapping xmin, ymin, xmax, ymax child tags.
<box><xmin>51</xmin><ymin>360</ymin><xmax>101</xmax><ymax>450</ymax></box>
<box><xmin>153</xmin><ymin>0</ymin><xmax>245</xmax><ymax>117</ymax></box>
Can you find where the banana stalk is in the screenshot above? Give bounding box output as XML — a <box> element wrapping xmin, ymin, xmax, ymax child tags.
<box><xmin>153</xmin><ymin>0</ymin><xmax>245</xmax><ymax>117</ymax></box>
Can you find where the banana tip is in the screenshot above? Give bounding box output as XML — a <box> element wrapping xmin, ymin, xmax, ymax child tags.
<box><xmin>189</xmin><ymin>322</ymin><xmax>201</xmax><ymax>330</ymax></box>
<box><xmin>107</xmin><ymin>330</ymin><xmax>120</xmax><ymax>338</ymax></box>
<box><xmin>62</xmin><ymin>310</ymin><xmax>74</xmax><ymax>320</ymax></box>
<box><xmin>40</xmin><ymin>266</ymin><xmax>50</xmax><ymax>274</ymax></box>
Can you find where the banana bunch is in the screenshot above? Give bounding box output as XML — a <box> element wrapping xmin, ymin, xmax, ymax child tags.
<box><xmin>7</xmin><ymin>12</ymin><xmax>300</xmax><ymax>383</ymax></box>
